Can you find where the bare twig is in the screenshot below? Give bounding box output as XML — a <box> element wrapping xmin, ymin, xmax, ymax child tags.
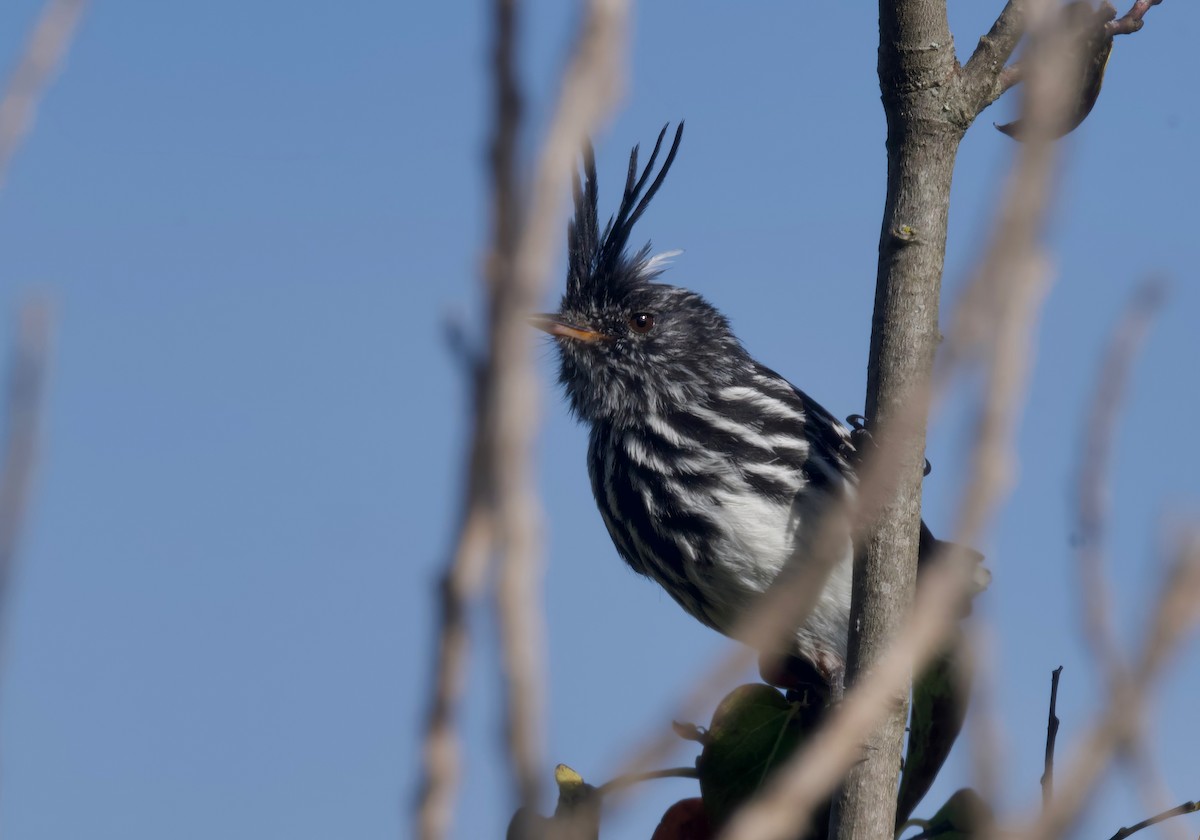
<box><xmin>0</xmin><ymin>0</ymin><xmax>88</xmax><ymax>190</ymax></box>
<box><xmin>1039</xmin><ymin>666</ymin><xmax>1063</xmax><ymax>809</ymax></box>
<box><xmin>596</xmin><ymin>766</ymin><xmax>699</xmax><ymax>796</ymax></box>
<box><xmin>0</xmin><ymin>301</ymin><xmax>54</xmax><ymax>655</ymax></box>
<box><xmin>416</xmin><ymin>0</ymin><xmax>630</xmax><ymax>836</ymax></box>
<box><xmin>1106</xmin><ymin>0</ymin><xmax>1164</xmax><ymax>36</ymax></box>
<box><xmin>971</xmin><ymin>0</ymin><xmax>1167</xmax><ymax>113</ymax></box>
<box><xmin>994</xmin><ymin>533</ymin><xmax>1200</xmax><ymax>840</ymax></box>
<box><xmin>1107</xmin><ymin>799</ymin><xmax>1200</xmax><ymax>840</ymax></box>
<box><xmin>1122</xmin><ymin>745</ymin><xmax>1191</xmax><ymax>840</ymax></box>
<box><xmin>955</xmin><ymin>0</ymin><xmax>1161</xmax><ymax>118</ymax></box>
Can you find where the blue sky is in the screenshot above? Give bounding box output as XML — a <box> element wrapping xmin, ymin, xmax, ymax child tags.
<box><xmin>0</xmin><ymin>2</ymin><xmax>1196</xmax><ymax>838</ymax></box>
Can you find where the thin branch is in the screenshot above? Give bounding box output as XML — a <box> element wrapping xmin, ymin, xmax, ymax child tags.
<box><xmin>1106</xmin><ymin>0</ymin><xmax>1164</xmax><ymax>36</ymax></box>
<box><xmin>415</xmin><ymin>2</ymin><xmax>522</xmax><ymax>834</ymax></box>
<box><xmin>496</xmin><ymin>0</ymin><xmax>629</xmax><ymax>817</ymax></box>
<box><xmin>953</xmin><ymin>0</ymin><xmax>1044</xmax><ymax>120</ymax></box>
<box><xmin>0</xmin><ymin>0</ymin><xmax>88</xmax><ymax>191</ymax></box>
<box><xmin>963</xmin><ymin>625</ymin><xmax>1005</xmax><ymax>812</ymax></box>
<box><xmin>996</xmin><ymin>64</ymin><xmax>1022</xmax><ymax>97</ymax></box>
<box><xmin>1121</xmin><ymin>745</ymin><xmax>1191</xmax><ymax>840</ymax></box>
<box><xmin>1039</xmin><ymin>666</ymin><xmax>1063</xmax><ymax>809</ymax></box>
<box><xmin>417</xmin><ymin>512</ymin><xmax>494</xmax><ymax>840</ymax></box>
<box><xmin>993</xmin><ymin>533</ymin><xmax>1200</xmax><ymax>840</ymax></box>
<box><xmin>486</xmin><ymin>0</ymin><xmax>541</xmax><ymax>814</ymax></box>
<box><xmin>976</xmin><ymin>0</ymin><xmax>1168</xmax><ymax>114</ymax></box>
<box><xmin>596</xmin><ymin>767</ymin><xmax>700</xmax><ymax>797</ymax></box>
<box><xmin>415</xmin><ymin>0</ymin><xmax>631</xmax><ymax>836</ymax></box>
<box><xmin>1075</xmin><ymin>280</ymin><xmax>1166</xmax><ymax>685</ymax></box>
<box><xmin>1107</xmin><ymin>799</ymin><xmax>1199</xmax><ymax>840</ymax></box>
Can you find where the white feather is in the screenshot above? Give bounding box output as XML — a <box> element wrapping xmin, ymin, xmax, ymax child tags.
<box><xmin>638</xmin><ymin>249</ymin><xmax>683</xmax><ymax>277</ymax></box>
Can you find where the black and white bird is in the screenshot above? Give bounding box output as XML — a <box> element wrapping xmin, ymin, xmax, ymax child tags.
<box><xmin>532</xmin><ymin>123</ymin><xmax>974</xmax><ymax>688</ymax></box>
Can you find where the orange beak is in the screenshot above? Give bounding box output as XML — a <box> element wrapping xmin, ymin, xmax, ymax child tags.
<box><xmin>528</xmin><ymin>313</ymin><xmax>607</xmax><ymax>343</ymax></box>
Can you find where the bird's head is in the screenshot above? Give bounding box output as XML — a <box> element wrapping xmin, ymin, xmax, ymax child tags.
<box><xmin>532</xmin><ymin>124</ymin><xmax>747</xmax><ymax>425</ymax></box>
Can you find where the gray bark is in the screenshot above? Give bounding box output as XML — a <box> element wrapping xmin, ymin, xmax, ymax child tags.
<box><xmin>832</xmin><ymin>2</ymin><xmax>966</xmax><ymax>838</ymax></box>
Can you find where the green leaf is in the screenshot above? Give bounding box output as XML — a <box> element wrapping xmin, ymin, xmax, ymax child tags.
<box><xmin>909</xmin><ymin>788</ymin><xmax>993</xmax><ymax>840</ymax></box>
<box><xmin>897</xmin><ymin>649</ymin><xmax>970</xmax><ymax>824</ymax></box>
<box><xmin>697</xmin><ymin>684</ymin><xmax>807</xmax><ymax>827</ymax></box>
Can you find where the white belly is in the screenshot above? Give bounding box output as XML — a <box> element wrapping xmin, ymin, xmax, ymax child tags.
<box><xmin>680</xmin><ymin>481</ymin><xmax>855</xmax><ymax>665</ymax></box>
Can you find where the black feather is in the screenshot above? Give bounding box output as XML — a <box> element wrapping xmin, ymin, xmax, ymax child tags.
<box><xmin>567</xmin><ymin>122</ymin><xmax>684</xmax><ymax>301</ymax></box>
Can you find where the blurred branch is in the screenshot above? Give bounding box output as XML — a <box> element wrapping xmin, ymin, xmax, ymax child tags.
<box><xmin>995</xmin><ymin>532</ymin><xmax>1200</xmax><ymax>840</ymax></box>
<box><xmin>721</xmin><ymin>556</ymin><xmax>978</xmax><ymax>840</ymax></box>
<box><xmin>416</xmin><ymin>0</ymin><xmax>630</xmax><ymax>837</ymax></box>
<box><xmin>496</xmin><ymin>0</ymin><xmax>629</xmax><ymax>817</ymax></box>
<box><xmin>1039</xmin><ymin>666</ymin><xmax>1062</xmax><ymax>809</ymax></box>
<box><xmin>958</xmin><ymin>0</ymin><xmax>1168</xmax><ymax>117</ymax></box>
<box><xmin>1107</xmin><ymin>799</ymin><xmax>1200</xmax><ymax>840</ymax></box>
<box><xmin>0</xmin><ymin>301</ymin><xmax>54</xmax><ymax>671</ymax></box>
<box><xmin>1074</xmin><ymin>280</ymin><xmax>1166</xmax><ymax>685</ymax></box>
<box><xmin>1122</xmin><ymin>746</ymin><xmax>1190</xmax><ymax>840</ymax></box>
<box><xmin>0</xmin><ymin>0</ymin><xmax>88</xmax><ymax>191</ymax></box>
<box><xmin>1106</xmin><ymin>0</ymin><xmax>1164</xmax><ymax>36</ymax></box>
<box><xmin>719</xmin><ymin>3</ymin><xmax>1073</xmax><ymax>837</ymax></box>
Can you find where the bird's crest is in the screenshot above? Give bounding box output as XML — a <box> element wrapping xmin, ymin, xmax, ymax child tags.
<box><xmin>567</xmin><ymin>123</ymin><xmax>684</xmax><ymax>302</ymax></box>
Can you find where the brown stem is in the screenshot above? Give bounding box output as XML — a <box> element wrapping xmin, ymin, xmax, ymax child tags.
<box><xmin>1107</xmin><ymin>799</ymin><xmax>1200</xmax><ymax>840</ymax></box>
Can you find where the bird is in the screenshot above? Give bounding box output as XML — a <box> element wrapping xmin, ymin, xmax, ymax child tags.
<box><xmin>535</xmin><ymin>122</ymin><xmax>976</xmax><ymax>670</ymax></box>
<box><xmin>532</xmin><ymin>123</ymin><xmax>984</xmax><ymax>823</ymax></box>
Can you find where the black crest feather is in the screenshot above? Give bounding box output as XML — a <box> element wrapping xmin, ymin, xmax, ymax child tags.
<box><xmin>567</xmin><ymin>123</ymin><xmax>684</xmax><ymax>300</ymax></box>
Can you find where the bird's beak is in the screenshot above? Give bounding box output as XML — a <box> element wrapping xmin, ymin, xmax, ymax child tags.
<box><xmin>527</xmin><ymin>313</ymin><xmax>607</xmax><ymax>343</ymax></box>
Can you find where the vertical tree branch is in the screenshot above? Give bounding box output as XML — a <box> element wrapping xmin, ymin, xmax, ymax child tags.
<box><xmin>1075</xmin><ymin>281</ymin><xmax>1166</xmax><ymax>686</ymax></box>
<box><xmin>833</xmin><ymin>3</ymin><xmax>963</xmax><ymax>838</ymax></box>
<box><xmin>416</xmin><ymin>0</ymin><xmax>630</xmax><ymax>836</ymax></box>
<box><xmin>415</xmin><ymin>4</ymin><xmax>521</xmax><ymax>834</ymax></box>
<box><xmin>496</xmin><ymin>0</ymin><xmax>628</xmax><ymax>817</ymax></box>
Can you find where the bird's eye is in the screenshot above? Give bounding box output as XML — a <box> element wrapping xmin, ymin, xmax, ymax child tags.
<box><xmin>628</xmin><ymin>312</ymin><xmax>656</xmax><ymax>334</ymax></box>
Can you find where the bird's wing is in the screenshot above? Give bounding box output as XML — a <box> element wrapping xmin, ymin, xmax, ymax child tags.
<box><xmin>745</xmin><ymin>363</ymin><xmax>857</xmax><ymax>493</ymax></box>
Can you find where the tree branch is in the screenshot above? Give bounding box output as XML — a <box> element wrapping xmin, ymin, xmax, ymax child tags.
<box><xmin>831</xmin><ymin>2</ymin><xmax>962</xmax><ymax>837</ymax></box>
<box><xmin>1106</xmin><ymin>0</ymin><xmax>1164</xmax><ymax>36</ymax></box>
<box><xmin>1074</xmin><ymin>280</ymin><xmax>1166</xmax><ymax>686</ymax></box>
<box><xmin>960</xmin><ymin>0</ymin><xmax>1169</xmax><ymax>119</ymax></box>
<box><xmin>1107</xmin><ymin>799</ymin><xmax>1200</xmax><ymax>840</ymax></box>
<box><xmin>416</xmin><ymin>0</ymin><xmax>630</xmax><ymax>836</ymax></box>
<box><xmin>994</xmin><ymin>533</ymin><xmax>1200</xmax><ymax>840</ymax></box>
